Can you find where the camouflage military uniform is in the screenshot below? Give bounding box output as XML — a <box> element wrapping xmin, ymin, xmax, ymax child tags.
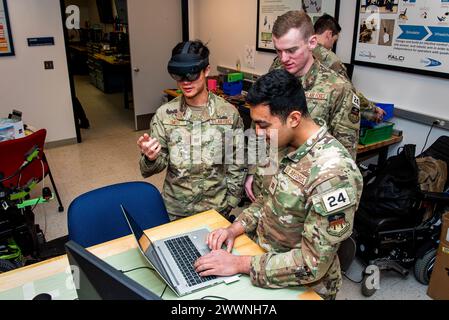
<box><xmin>312</xmin><ymin>44</ymin><xmax>378</xmax><ymax>121</ymax></box>
<box><xmin>270</xmin><ymin>58</ymin><xmax>360</xmax><ymax>160</ymax></box>
<box><xmin>140</xmin><ymin>92</ymin><xmax>246</xmax><ymax>220</ymax></box>
<box><xmin>237</xmin><ymin>126</ymin><xmax>363</xmax><ymax>299</ymax></box>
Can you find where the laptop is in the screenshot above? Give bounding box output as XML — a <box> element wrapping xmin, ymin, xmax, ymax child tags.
<box><xmin>120</xmin><ymin>205</ymin><xmax>239</xmax><ymax>297</ymax></box>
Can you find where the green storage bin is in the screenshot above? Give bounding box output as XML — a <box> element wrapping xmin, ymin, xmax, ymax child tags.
<box><xmin>359</xmin><ymin>122</ymin><xmax>394</xmax><ymax>145</ymax></box>
<box><xmin>227</xmin><ymin>72</ymin><xmax>244</xmax><ymax>82</ymax></box>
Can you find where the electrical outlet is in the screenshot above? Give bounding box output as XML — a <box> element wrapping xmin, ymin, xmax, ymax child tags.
<box><xmin>434</xmin><ymin>119</ymin><xmax>446</xmax><ymax>127</ymax></box>
<box><xmin>44</xmin><ymin>61</ymin><xmax>54</xmax><ymax>70</ymax></box>
<box><xmin>244</xmin><ymin>45</ymin><xmax>255</xmax><ymax>69</ymax></box>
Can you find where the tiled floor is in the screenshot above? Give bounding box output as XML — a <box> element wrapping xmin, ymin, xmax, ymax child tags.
<box><xmin>32</xmin><ymin>75</ymin><xmax>431</xmax><ymax>299</ymax></box>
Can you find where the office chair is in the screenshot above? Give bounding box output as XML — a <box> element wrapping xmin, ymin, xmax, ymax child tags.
<box><xmin>67</xmin><ymin>181</ymin><xmax>169</xmax><ymax>247</ymax></box>
<box><xmin>0</xmin><ymin>129</ymin><xmax>64</xmax><ymax>212</ymax></box>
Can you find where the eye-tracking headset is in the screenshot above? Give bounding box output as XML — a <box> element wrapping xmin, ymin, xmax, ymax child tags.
<box><xmin>167</xmin><ymin>41</ymin><xmax>209</xmax><ymax>82</ymax></box>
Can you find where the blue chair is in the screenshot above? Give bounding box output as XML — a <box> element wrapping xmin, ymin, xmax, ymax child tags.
<box><xmin>68</xmin><ymin>181</ymin><xmax>169</xmax><ymax>247</ymax></box>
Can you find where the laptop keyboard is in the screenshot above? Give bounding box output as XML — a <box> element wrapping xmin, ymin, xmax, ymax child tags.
<box><xmin>165</xmin><ymin>236</ymin><xmax>216</xmax><ymax>287</ymax></box>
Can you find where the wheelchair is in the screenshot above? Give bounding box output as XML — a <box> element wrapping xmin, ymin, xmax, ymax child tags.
<box><xmin>354</xmin><ymin>136</ymin><xmax>449</xmax><ymax>297</ymax></box>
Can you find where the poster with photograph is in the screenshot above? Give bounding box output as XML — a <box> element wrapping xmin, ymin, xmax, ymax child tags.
<box><xmin>0</xmin><ymin>0</ymin><xmax>14</xmax><ymax>56</ymax></box>
<box><xmin>352</xmin><ymin>0</ymin><xmax>449</xmax><ymax>79</ymax></box>
<box><xmin>257</xmin><ymin>0</ymin><xmax>340</xmax><ymax>52</ymax></box>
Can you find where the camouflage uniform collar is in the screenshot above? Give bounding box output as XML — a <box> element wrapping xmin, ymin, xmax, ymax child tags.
<box><xmin>286</xmin><ymin>126</ymin><xmax>328</xmax><ymax>163</ymax></box>
<box><xmin>301</xmin><ymin>59</ymin><xmax>321</xmax><ymax>90</ymax></box>
<box><xmin>176</xmin><ymin>91</ymin><xmax>217</xmax><ymax>121</ymax></box>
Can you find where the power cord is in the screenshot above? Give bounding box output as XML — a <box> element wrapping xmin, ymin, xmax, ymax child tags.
<box><xmin>343</xmin><ymin>272</ymin><xmax>363</xmax><ymax>284</ymax></box>
<box><xmin>120</xmin><ymin>266</ymin><xmax>155</xmax><ymax>274</ymax></box>
<box><xmin>421</xmin><ymin>122</ymin><xmax>436</xmax><ymax>154</ymax></box>
<box><xmin>160</xmin><ymin>285</ymin><xmax>168</xmax><ymax>299</ymax></box>
<box><xmin>120</xmin><ymin>266</ymin><xmax>168</xmax><ymax>299</ymax></box>
<box><xmin>197</xmin><ymin>295</ymin><xmax>228</xmax><ymax>300</ymax></box>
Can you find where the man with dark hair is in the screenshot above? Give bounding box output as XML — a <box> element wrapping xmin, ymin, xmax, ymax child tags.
<box><xmin>194</xmin><ymin>69</ymin><xmax>363</xmax><ymax>300</ymax></box>
<box><xmin>137</xmin><ymin>40</ymin><xmax>246</xmax><ymax>221</ymax></box>
<box><xmin>245</xmin><ymin>10</ymin><xmax>361</xmax><ymax>203</ymax></box>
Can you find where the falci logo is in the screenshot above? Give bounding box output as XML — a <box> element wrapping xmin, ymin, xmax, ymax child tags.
<box><xmin>421</xmin><ymin>58</ymin><xmax>442</xmax><ymax>67</ymax></box>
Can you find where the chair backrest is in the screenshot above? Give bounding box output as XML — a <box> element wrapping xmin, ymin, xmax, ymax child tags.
<box><xmin>0</xmin><ymin>129</ymin><xmax>48</xmax><ymax>189</ymax></box>
<box><xmin>68</xmin><ymin>181</ymin><xmax>169</xmax><ymax>247</ymax></box>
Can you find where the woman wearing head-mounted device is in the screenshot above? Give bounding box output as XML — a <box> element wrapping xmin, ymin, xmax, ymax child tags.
<box><xmin>137</xmin><ymin>40</ymin><xmax>246</xmax><ymax>221</ymax></box>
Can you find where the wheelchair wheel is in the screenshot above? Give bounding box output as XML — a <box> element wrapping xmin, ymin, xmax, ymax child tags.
<box><xmin>414</xmin><ymin>248</ymin><xmax>436</xmax><ymax>285</ymax></box>
<box><xmin>361</xmin><ymin>275</ymin><xmax>377</xmax><ymax>297</ymax></box>
<box><xmin>0</xmin><ymin>259</ymin><xmax>18</xmax><ymax>273</ymax></box>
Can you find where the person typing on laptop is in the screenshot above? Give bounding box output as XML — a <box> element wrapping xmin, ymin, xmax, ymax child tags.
<box><xmin>194</xmin><ymin>69</ymin><xmax>363</xmax><ymax>300</ymax></box>
<box><xmin>137</xmin><ymin>40</ymin><xmax>246</xmax><ymax>221</ymax></box>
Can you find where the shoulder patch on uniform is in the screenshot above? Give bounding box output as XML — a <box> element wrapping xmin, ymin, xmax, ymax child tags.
<box><xmin>322</xmin><ymin>188</ymin><xmax>353</xmax><ymax>213</ymax></box>
<box><xmin>284</xmin><ymin>166</ymin><xmax>307</xmax><ymax>185</ymax></box>
<box><xmin>305</xmin><ymin>92</ymin><xmax>328</xmax><ymax>100</ymax></box>
<box><xmin>352</xmin><ymin>94</ymin><xmax>360</xmax><ymax>107</ymax></box>
<box><xmin>327</xmin><ymin>212</ymin><xmax>350</xmax><ymax>237</ymax></box>
<box><xmin>210</xmin><ymin>118</ymin><xmax>233</xmax><ymax>125</ymax></box>
<box><xmin>349</xmin><ymin>106</ymin><xmax>360</xmax><ymax>124</ymax></box>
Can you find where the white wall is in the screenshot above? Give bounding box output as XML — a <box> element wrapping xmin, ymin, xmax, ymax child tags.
<box><xmin>0</xmin><ymin>0</ymin><xmax>76</xmax><ymax>143</ymax></box>
<box><xmin>191</xmin><ymin>0</ymin><xmax>276</xmax><ymax>76</ymax></box>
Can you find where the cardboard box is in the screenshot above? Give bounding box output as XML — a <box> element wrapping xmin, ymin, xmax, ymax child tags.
<box><xmin>0</xmin><ymin>118</ymin><xmax>25</xmax><ymax>142</ymax></box>
<box><xmin>427</xmin><ymin>212</ymin><xmax>449</xmax><ymax>300</ymax></box>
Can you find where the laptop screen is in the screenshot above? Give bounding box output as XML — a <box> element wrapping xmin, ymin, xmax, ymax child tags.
<box><xmin>120</xmin><ymin>204</ymin><xmax>152</xmax><ymax>252</ymax></box>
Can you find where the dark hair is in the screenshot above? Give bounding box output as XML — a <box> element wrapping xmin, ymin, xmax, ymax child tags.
<box><xmin>314</xmin><ymin>14</ymin><xmax>341</xmax><ymax>36</ymax></box>
<box><xmin>171</xmin><ymin>40</ymin><xmax>210</xmax><ymax>61</ymax></box>
<box><xmin>246</xmin><ymin>69</ymin><xmax>309</xmax><ymax>122</ymax></box>
<box><xmin>272</xmin><ymin>10</ymin><xmax>314</xmax><ymax>41</ymax></box>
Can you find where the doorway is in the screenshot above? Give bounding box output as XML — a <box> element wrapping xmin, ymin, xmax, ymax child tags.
<box><xmin>62</xmin><ymin>0</ymin><xmax>134</xmax><ymax>142</ymax></box>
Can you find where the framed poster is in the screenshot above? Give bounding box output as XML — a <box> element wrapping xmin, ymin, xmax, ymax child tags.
<box><xmin>351</xmin><ymin>0</ymin><xmax>449</xmax><ymax>79</ymax></box>
<box><xmin>0</xmin><ymin>0</ymin><xmax>14</xmax><ymax>56</ymax></box>
<box><xmin>256</xmin><ymin>0</ymin><xmax>341</xmax><ymax>52</ymax></box>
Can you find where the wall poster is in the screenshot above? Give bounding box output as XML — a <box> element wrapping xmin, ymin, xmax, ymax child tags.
<box><xmin>256</xmin><ymin>0</ymin><xmax>340</xmax><ymax>52</ymax></box>
<box><xmin>352</xmin><ymin>0</ymin><xmax>449</xmax><ymax>79</ymax></box>
<box><xmin>0</xmin><ymin>0</ymin><xmax>14</xmax><ymax>56</ymax></box>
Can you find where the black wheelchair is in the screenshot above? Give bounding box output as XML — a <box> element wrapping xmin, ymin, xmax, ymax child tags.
<box><xmin>353</xmin><ymin>136</ymin><xmax>449</xmax><ymax>296</ymax></box>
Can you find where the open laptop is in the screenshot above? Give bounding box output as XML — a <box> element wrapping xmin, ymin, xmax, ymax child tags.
<box><xmin>121</xmin><ymin>205</ymin><xmax>239</xmax><ymax>297</ymax></box>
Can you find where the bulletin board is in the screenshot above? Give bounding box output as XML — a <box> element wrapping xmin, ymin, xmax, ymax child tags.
<box><xmin>256</xmin><ymin>0</ymin><xmax>340</xmax><ymax>52</ymax></box>
<box><xmin>351</xmin><ymin>0</ymin><xmax>449</xmax><ymax>79</ymax></box>
<box><xmin>0</xmin><ymin>0</ymin><xmax>14</xmax><ymax>56</ymax></box>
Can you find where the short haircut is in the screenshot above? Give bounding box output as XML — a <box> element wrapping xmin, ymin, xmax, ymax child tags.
<box><xmin>272</xmin><ymin>10</ymin><xmax>314</xmax><ymax>41</ymax></box>
<box><xmin>314</xmin><ymin>14</ymin><xmax>342</xmax><ymax>36</ymax></box>
<box><xmin>171</xmin><ymin>40</ymin><xmax>210</xmax><ymax>61</ymax></box>
<box><xmin>246</xmin><ymin>69</ymin><xmax>309</xmax><ymax>122</ymax></box>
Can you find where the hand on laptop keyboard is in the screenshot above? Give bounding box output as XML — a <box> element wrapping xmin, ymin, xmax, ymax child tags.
<box><xmin>206</xmin><ymin>228</ymin><xmax>236</xmax><ymax>252</ymax></box>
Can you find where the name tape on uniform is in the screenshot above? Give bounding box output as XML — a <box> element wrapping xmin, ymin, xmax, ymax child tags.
<box><xmin>322</xmin><ymin>188</ymin><xmax>351</xmax><ymax>213</ymax></box>
<box><xmin>284</xmin><ymin>166</ymin><xmax>307</xmax><ymax>185</ymax></box>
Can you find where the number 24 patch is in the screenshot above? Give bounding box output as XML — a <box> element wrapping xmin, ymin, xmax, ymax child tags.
<box><xmin>322</xmin><ymin>189</ymin><xmax>352</xmax><ymax>213</ymax></box>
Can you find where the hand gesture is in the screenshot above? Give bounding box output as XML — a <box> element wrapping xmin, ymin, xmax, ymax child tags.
<box><xmin>137</xmin><ymin>133</ymin><xmax>161</xmax><ymax>161</ymax></box>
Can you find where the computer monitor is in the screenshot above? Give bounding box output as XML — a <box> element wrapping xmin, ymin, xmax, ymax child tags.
<box><xmin>65</xmin><ymin>240</ymin><xmax>161</xmax><ymax>300</ymax></box>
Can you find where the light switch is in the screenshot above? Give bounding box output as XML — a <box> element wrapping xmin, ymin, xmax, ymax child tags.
<box><xmin>244</xmin><ymin>45</ymin><xmax>255</xmax><ymax>69</ymax></box>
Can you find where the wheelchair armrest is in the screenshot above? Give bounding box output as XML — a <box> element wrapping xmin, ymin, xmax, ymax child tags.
<box><xmin>420</xmin><ymin>191</ymin><xmax>449</xmax><ymax>203</ymax></box>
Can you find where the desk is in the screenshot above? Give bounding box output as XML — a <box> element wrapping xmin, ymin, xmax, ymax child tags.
<box><xmin>0</xmin><ymin>210</ymin><xmax>321</xmax><ymax>300</ymax></box>
<box><xmin>357</xmin><ymin>134</ymin><xmax>403</xmax><ymax>165</ymax></box>
<box><xmin>90</xmin><ymin>53</ymin><xmax>132</xmax><ymax>109</ymax></box>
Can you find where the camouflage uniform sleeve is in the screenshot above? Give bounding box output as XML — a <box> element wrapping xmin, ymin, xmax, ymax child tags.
<box><xmin>332</xmin><ymin>61</ymin><xmax>350</xmax><ymax>81</ymax></box>
<box><xmin>235</xmin><ymin>195</ymin><xmax>264</xmax><ymax>234</ymax></box>
<box><xmin>328</xmin><ymin>87</ymin><xmax>360</xmax><ymax>160</ymax></box>
<box><xmin>249</xmin><ymin>174</ymin><xmax>360</xmax><ymax>288</ymax></box>
<box><xmin>225</xmin><ymin>112</ymin><xmax>247</xmax><ymax>208</ymax></box>
<box><xmin>269</xmin><ymin>57</ymin><xmax>282</xmax><ymax>72</ymax></box>
<box><xmin>139</xmin><ymin>112</ymin><xmax>169</xmax><ymax>178</ymax></box>
<box><xmin>358</xmin><ymin>91</ymin><xmax>378</xmax><ymax>121</ymax></box>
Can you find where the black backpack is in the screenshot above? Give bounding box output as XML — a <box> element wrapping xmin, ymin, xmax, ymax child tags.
<box><xmin>360</xmin><ymin>144</ymin><xmax>420</xmax><ymax>217</ymax></box>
